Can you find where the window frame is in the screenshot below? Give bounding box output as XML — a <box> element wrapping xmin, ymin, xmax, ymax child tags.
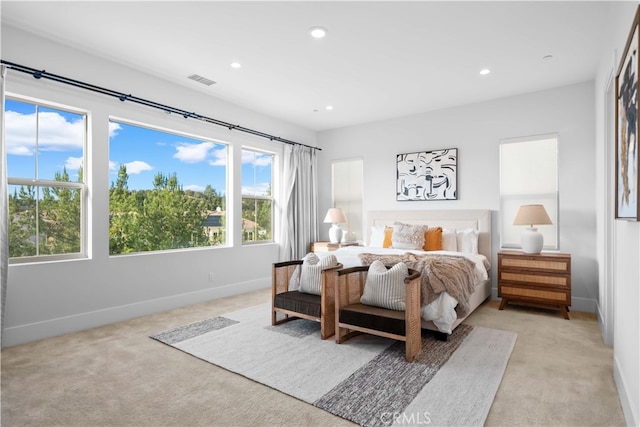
<box><xmin>241</xmin><ymin>147</ymin><xmax>274</xmax><ymax>245</ymax></box>
<box><xmin>6</xmin><ymin>95</ymin><xmax>88</xmax><ymax>264</ymax></box>
<box><xmin>108</xmin><ymin>117</ymin><xmax>230</xmax><ymax>255</ymax></box>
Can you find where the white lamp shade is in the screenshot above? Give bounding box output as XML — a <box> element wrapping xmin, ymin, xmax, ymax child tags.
<box><xmin>324</xmin><ymin>208</ymin><xmax>347</xmax><ymax>224</ymax></box>
<box><xmin>513</xmin><ymin>204</ymin><xmax>552</xmax><ymax>254</ymax></box>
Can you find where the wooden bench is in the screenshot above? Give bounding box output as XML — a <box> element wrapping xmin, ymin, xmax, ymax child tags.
<box><xmin>334</xmin><ymin>265</ymin><xmax>422</xmax><ymax>362</ymax></box>
<box><xmin>272</xmin><ymin>260</ymin><xmax>343</xmax><ymax>340</ymax></box>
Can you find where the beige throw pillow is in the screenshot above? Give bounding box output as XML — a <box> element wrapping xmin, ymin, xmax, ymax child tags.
<box><xmin>360</xmin><ymin>260</ymin><xmax>408</xmax><ymax>311</ymax></box>
<box><xmin>391</xmin><ymin>222</ymin><xmax>427</xmax><ymax>250</ymax></box>
<box><xmin>299</xmin><ymin>253</ymin><xmax>338</xmax><ymax>295</ymax></box>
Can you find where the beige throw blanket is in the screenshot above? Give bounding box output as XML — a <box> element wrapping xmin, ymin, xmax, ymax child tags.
<box><xmin>358</xmin><ymin>253</ymin><xmax>478</xmax><ymax>316</ymax></box>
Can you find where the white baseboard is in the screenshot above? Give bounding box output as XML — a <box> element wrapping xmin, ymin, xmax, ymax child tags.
<box><xmin>614</xmin><ymin>355</ymin><xmax>639</xmax><ymax>427</ymax></box>
<box><xmin>2</xmin><ymin>278</ymin><xmax>270</xmax><ymax>348</ymax></box>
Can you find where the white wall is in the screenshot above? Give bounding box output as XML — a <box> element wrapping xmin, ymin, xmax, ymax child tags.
<box><xmin>595</xmin><ymin>3</ymin><xmax>640</xmax><ymax>426</ymax></box>
<box><xmin>318</xmin><ymin>81</ymin><xmax>597</xmax><ymax>313</ymax></box>
<box><xmin>2</xmin><ymin>25</ymin><xmax>317</xmax><ymax>347</ymax></box>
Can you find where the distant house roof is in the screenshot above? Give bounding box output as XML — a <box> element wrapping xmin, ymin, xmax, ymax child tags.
<box><xmin>203</xmin><ymin>210</ymin><xmax>259</xmax><ymax>230</ymax></box>
<box><xmin>203</xmin><ymin>215</ymin><xmax>223</xmax><ymax>227</ymax></box>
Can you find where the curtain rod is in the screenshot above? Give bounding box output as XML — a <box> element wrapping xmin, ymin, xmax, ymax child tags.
<box><xmin>1</xmin><ymin>60</ymin><xmax>320</xmax><ymax>151</ymax></box>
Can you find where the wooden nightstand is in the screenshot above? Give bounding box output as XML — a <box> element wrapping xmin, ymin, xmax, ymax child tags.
<box><xmin>310</xmin><ymin>241</ymin><xmax>359</xmax><ymax>253</ymax></box>
<box><xmin>498</xmin><ymin>250</ymin><xmax>572</xmax><ymax>319</ymax></box>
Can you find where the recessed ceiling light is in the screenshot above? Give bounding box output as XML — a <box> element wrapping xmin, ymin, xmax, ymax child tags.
<box><xmin>309</xmin><ymin>26</ymin><xmax>328</xmax><ymax>39</ymax></box>
<box><xmin>479</xmin><ymin>68</ymin><xmax>491</xmax><ymax>76</ymax></box>
<box><xmin>326</xmin><ymin>105</ymin><xmax>333</xmax><ymax>111</ymax></box>
<box><xmin>230</xmin><ymin>62</ymin><xmax>242</xmax><ymax>69</ymax></box>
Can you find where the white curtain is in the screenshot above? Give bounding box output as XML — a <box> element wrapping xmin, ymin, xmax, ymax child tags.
<box><xmin>280</xmin><ymin>144</ymin><xmax>318</xmax><ymax>260</ymax></box>
<box><xmin>1</xmin><ymin>65</ymin><xmax>8</xmax><ymax>346</ymax></box>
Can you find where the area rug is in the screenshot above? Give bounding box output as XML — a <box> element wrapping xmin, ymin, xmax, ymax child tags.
<box><xmin>151</xmin><ymin>303</ymin><xmax>516</xmax><ymax>427</ymax></box>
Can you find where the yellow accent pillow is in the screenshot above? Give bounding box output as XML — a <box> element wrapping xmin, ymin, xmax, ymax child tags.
<box><xmin>383</xmin><ymin>227</ymin><xmax>393</xmax><ymax>248</ymax></box>
<box><xmin>423</xmin><ymin>227</ymin><xmax>443</xmax><ymax>251</ymax></box>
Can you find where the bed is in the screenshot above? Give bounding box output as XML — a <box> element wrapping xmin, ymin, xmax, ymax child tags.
<box><xmin>317</xmin><ymin>209</ymin><xmax>492</xmax><ymax>335</ymax></box>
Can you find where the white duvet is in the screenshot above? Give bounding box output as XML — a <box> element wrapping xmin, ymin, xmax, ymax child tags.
<box><xmin>317</xmin><ymin>246</ymin><xmax>490</xmax><ymax>334</ymax></box>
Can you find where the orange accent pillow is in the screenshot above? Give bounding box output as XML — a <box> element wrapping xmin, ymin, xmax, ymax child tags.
<box><xmin>383</xmin><ymin>227</ymin><xmax>393</xmax><ymax>248</ymax></box>
<box><xmin>423</xmin><ymin>227</ymin><xmax>443</xmax><ymax>251</ymax></box>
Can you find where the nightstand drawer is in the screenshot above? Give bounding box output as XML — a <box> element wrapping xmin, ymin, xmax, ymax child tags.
<box><xmin>500</xmin><ymin>257</ymin><xmax>570</xmax><ymax>273</ymax></box>
<box><xmin>499</xmin><ymin>271</ymin><xmax>570</xmax><ymax>288</ymax></box>
<box><xmin>500</xmin><ymin>285</ymin><xmax>570</xmax><ymax>305</ymax></box>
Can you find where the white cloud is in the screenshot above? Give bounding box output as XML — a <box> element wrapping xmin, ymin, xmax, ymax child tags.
<box><xmin>173</xmin><ymin>141</ymin><xmax>216</xmax><ymax>163</ymax></box>
<box><xmin>109</xmin><ymin>122</ymin><xmax>122</xmax><ymax>138</ymax></box>
<box><xmin>208</xmin><ymin>147</ymin><xmax>228</xmax><ymax>166</ymax></box>
<box><xmin>5</xmin><ymin>110</ymin><xmax>84</xmax><ymax>156</ymax></box>
<box><xmin>109</xmin><ymin>160</ymin><xmax>118</xmax><ymax>171</ymax></box>
<box><xmin>124</xmin><ymin>160</ymin><xmax>153</xmax><ymax>174</ymax></box>
<box><xmin>65</xmin><ymin>156</ymin><xmax>83</xmax><ymax>171</ymax></box>
<box><xmin>184</xmin><ymin>184</ymin><xmax>205</xmax><ymax>192</ymax></box>
<box><xmin>242</xmin><ymin>150</ymin><xmax>272</xmax><ymax>167</ymax></box>
<box><xmin>242</xmin><ymin>182</ymin><xmax>271</xmax><ymax>197</ymax></box>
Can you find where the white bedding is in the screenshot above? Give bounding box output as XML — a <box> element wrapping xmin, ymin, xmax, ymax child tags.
<box><xmin>317</xmin><ymin>246</ymin><xmax>491</xmax><ymax>334</ymax></box>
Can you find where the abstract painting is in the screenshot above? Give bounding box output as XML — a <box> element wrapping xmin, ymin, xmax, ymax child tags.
<box><xmin>396</xmin><ymin>148</ymin><xmax>457</xmax><ymax>201</ymax></box>
<box><xmin>616</xmin><ymin>6</ymin><xmax>640</xmax><ymax>221</ymax></box>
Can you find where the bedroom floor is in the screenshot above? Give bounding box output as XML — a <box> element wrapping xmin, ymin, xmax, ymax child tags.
<box><xmin>1</xmin><ymin>288</ymin><xmax>625</xmax><ymax>427</ymax></box>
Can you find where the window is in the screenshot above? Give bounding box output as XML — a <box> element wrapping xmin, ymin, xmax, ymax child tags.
<box><xmin>109</xmin><ymin>120</ymin><xmax>227</xmax><ymax>254</ymax></box>
<box><xmin>332</xmin><ymin>158</ymin><xmax>364</xmax><ymax>243</ymax></box>
<box><xmin>5</xmin><ymin>98</ymin><xmax>86</xmax><ymax>262</ymax></box>
<box><xmin>500</xmin><ymin>134</ymin><xmax>559</xmax><ymax>250</ymax></box>
<box><xmin>242</xmin><ymin>149</ymin><xmax>273</xmax><ymax>243</ymax></box>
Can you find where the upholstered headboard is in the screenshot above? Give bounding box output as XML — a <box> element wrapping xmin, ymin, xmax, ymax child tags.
<box><xmin>366</xmin><ymin>209</ymin><xmax>492</xmax><ymax>260</ymax></box>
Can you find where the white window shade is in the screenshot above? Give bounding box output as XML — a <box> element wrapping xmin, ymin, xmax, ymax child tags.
<box><xmin>500</xmin><ymin>135</ymin><xmax>559</xmax><ymax>250</ymax></box>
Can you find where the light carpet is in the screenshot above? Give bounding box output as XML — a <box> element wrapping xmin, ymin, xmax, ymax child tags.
<box><xmin>151</xmin><ymin>303</ymin><xmax>517</xmax><ymax>427</ymax></box>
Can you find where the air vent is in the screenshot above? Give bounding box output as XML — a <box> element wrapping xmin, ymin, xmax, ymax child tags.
<box><xmin>187</xmin><ymin>74</ymin><xmax>216</xmax><ymax>86</ymax></box>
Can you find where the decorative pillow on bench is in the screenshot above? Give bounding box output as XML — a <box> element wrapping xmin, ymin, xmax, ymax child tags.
<box><xmin>360</xmin><ymin>260</ymin><xmax>409</xmax><ymax>311</ymax></box>
<box><xmin>292</xmin><ymin>253</ymin><xmax>339</xmax><ymax>295</ymax></box>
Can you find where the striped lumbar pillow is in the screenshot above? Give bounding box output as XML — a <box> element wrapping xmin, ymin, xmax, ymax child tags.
<box><xmin>299</xmin><ymin>253</ymin><xmax>338</xmax><ymax>295</ymax></box>
<box><xmin>360</xmin><ymin>260</ymin><xmax>408</xmax><ymax>311</ymax></box>
<box><xmin>289</xmin><ymin>252</ymin><xmax>318</xmax><ymax>291</ymax></box>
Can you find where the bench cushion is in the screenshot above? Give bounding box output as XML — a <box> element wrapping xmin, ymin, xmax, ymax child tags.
<box><xmin>274</xmin><ymin>291</ymin><xmax>321</xmax><ymax>319</ymax></box>
<box><xmin>339</xmin><ymin>303</ymin><xmax>406</xmax><ymax>336</ymax></box>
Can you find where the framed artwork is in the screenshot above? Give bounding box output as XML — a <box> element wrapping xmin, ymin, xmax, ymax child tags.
<box><xmin>615</xmin><ymin>5</ymin><xmax>640</xmax><ymax>221</ymax></box>
<box><xmin>396</xmin><ymin>148</ymin><xmax>457</xmax><ymax>201</ymax></box>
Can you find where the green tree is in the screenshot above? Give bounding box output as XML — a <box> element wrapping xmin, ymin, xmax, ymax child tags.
<box><xmin>39</xmin><ymin>167</ymin><xmax>82</xmax><ymax>255</ymax></box>
<box><xmin>109</xmin><ymin>165</ymin><xmax>139</xmax><ymax>254</ymax></box>
<box><xmin>8</xmin><ymin>185</ymin><xmax>37</xmax><ymax>257</ymax></box>
<box><xmin>133</xmin><ymin>172</ymin><xmax>208</xmax><ymax>252</ymax></box>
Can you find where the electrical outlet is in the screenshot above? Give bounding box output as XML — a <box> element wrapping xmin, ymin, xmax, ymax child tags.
<box><xmin>208</xmin><ymin>272</ymin><xmax>215</xmax><ymax>282</ymax></box>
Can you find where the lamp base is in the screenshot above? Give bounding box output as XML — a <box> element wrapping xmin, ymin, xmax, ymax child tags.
<box><xmin>328</xmin><ymin>224</ymin><xmax>343</xmax><ymax>244</ymax></box>
<box><xmin>521</xmin><ymin>227</ymin><xmax>544</xmax><ymax>254</ymax></box>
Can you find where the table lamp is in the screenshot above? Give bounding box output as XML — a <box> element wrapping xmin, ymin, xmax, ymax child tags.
<box><xmin>513</xmin><ymin>204</ymin><xmax>552</xmax><ymax>254</ymax></box>
<box><xmin>323</xmin><ymin>208</ymin><xmax>347</xmax><ymax>243</ymax></box>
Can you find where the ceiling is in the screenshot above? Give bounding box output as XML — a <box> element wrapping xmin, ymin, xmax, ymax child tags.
<box><xmin>1</xmin><ymin>1</ymin><xmax>613</xmax><ymax>132</ymax></box>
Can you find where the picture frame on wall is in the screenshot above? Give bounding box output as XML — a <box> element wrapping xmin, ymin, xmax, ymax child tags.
<box><xmin>396</xmin><ymin>148</ymin><xmax>457</xmax><ymax>201</ymax></box>
<box><xmin>615</xmin><ymin>5</ymin><xmax>640</xmax><ymax>221</ymax></box>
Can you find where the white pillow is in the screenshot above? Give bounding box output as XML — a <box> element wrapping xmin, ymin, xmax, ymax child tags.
<box><xmin>441</xmin><ymin>228</ymin><xmax>458</xmax><ymax>251</ymax></box>
<box><xmin>299</xmin><ymin>253</ymin><xmax>338</xmax><ymax>295</ymax></box>
<box><xmin>391</xmin><ymin>222</ymin><xmax>427</xmax><ymax>250</ymax></box>
<box><xmin>360</xmin><ymin>260</ymin><xmax>409</xmax><ymax>311</ymax></box>
<box><xmin>369</xmin><ymin>225</ymin><xmax>386</xmax><ymax>248</ymax></box>
<box><xmin>288</xmin><ymin>252</ymin><xmax>318</xmax><ymax>291</ymax></box>
<box><xmin>456</xmin><ymin>228</ymin><xmax>479</xmax><ymax>254</ymax></box>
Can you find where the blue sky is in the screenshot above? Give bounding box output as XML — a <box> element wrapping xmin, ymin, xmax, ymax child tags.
<box><xmin>5</xmin><ymin>98</ymin><xmax>273</xmax><ymax>196</ymax></box>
